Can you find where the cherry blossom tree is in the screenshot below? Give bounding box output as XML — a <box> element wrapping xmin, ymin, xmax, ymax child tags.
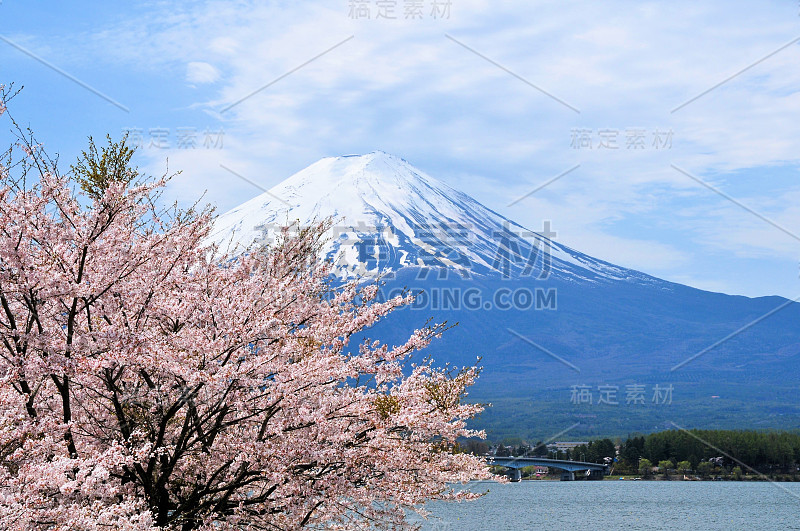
<box><xmin>0</xmin><ymin>89</ymin><xmax>491</xmax><ymax>530</ymax></box>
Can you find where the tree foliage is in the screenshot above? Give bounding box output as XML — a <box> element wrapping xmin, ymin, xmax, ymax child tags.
<box><xmin>657</xmin><ymin>460</ymin><xmax>673</xmax><ymax>477</ymax></box>
<box><xmin>611</xmin><ymin>429</ymin><xmax>800</xmax><ymax>475</ymax></box>
<box><xmin>638</xmin><ymin>458</ymin><xmax>652</xmax><ymax>478</ymax></box>
<box><xmin>564</xmin><ymin>439</ymin><xmax>615</xmax><ymax>463</ymax></box>
<box><xmin>639</xmin><ymin>429</ymin><xmax>800</xmax><ymax>470</ymax></box>
<box><xmin>71</xmin><ymin>134</ymin><xmax>140</xmax><ymax>199</ymax></box>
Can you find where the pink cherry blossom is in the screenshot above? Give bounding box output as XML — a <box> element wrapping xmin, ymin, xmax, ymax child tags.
<box><xmin>0</xmin><ymin>117</ymin><xmax>493</xmax><ymax>529</ymax></box>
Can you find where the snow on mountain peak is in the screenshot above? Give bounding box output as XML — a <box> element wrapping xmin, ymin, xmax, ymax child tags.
<box><xmin>207</xmin><ymin>152</ymin><xmax>658</xmax><ymax>283</ymax></box>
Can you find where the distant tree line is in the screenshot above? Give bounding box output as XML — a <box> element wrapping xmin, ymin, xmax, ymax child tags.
<box><xmin>461</xmin><ymin>429</ymin><xmax>800</xmax><ymax>478</ymax></box>
<box><xmin>615</xmin><ymin>430</ymin><xmax>800</xmax><ymax>476</ymax></box>
<box><xmin>558</xmin><ymin>439</ymin><xmax>616</xmax><ymax>463</ymax></box>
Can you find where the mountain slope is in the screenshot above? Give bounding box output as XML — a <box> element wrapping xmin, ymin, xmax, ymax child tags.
<box><xmin>210</xmin><ymin>152</ymin><xmax>800</xmax><ymax>440</ymax></box>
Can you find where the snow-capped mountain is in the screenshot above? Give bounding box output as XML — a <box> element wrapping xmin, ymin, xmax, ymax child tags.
<box><xmin>209</xmin><ymin>151</ymin><xmax>656</xmax><ymax>284</ymax></box>
<box><xmin>210</xmin><ymin>152</ymin><xmax>800</xmax><ymax>440</ymax></box>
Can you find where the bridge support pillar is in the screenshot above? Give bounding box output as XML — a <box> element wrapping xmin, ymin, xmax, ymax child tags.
<box><xmin>560</xmin><ymin>471</ymin><xmax>575</xmax><ymax>481</ymax></box>
<box><xmin>509</xmin><ymin>468</ymin><xmax>522</xmax><ymax>482</ymax></box>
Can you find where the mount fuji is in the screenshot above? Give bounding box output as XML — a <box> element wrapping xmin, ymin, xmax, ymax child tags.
<box><xmin>209</xmin><ymin>151</ymin><xmax>655</xmax><ymax>284</ymax></box>
<box><xmin>210</xmin><ymin>152</ymin><xmax>800</xmax><ymax>440</ymax></box>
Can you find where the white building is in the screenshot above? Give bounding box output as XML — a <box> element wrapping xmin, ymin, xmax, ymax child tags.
<box><xmin>546</xmin><ymin>441</ymin><xmax>588</xmax><ymax>453</ymax></box>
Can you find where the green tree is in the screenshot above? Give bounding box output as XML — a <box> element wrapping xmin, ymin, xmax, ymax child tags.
<box><xmin>594</xmin><ymin>439</ymin><xmax>616</xmax><ymax>461</ymax></box>
<box><xmin>571</xmin><ymin>444</ymin><xmax>589</xmax><ymax>462</ymax></box>
<box><xmin>732</xmin><ymin>466</ymin><xmax>743</xmax><ymax>480</ymax></box>
<box><xmin>638</xmin><ymin>458</ymin><xmax>652</xmax><ymax>478</ymax></box>
<box><xmin>460</xmin><ymin>439</ymin><xmax>489</xmax><ymax>455</ymax></box>
<box><xmin>644</xmin><ymin>433</ymin><xmax>668</xmax><ymax>463</ymax></box>
<box><xmin>658</xmin><ymin>460</ymin><xmax>673</xmax><ymax>478</ymax></box>
<box><xmin>697</xmin><ymin>461</ymin><xmax>713</xmax><ymax>478</ymax></box>
<box><xmin>70</xmin><ymin>134</ymin><xmax>140</xmax><ymax>199</ymax></box>
<box><xmin>532</xmin><ymin>441</ymin><xmax>548</xmax><ymax>457</ymax></box>
<box><xmin>677</xmin><ymin>460</ymin><xmax>692</xmax><ymax>475</ymax></box>
<box><xmin>620</xmin><ymin>436</ymin><xmax>644</xmax><ymax>471</ymax></box>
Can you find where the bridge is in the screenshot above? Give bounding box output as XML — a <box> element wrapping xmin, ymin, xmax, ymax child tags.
<box><xmin>487</xmin><ymin>456</ymin><xmax>609</xmax><ymax>481</ymax></box>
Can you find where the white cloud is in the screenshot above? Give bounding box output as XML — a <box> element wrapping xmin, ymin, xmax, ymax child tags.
<box><xmin>17</xmin><ymin>0</ymin><xmax>800</xmax><ymax>296</ymax></box>
<box><xmin>186</xmin><ymin>61</ymin><xmax>220</xmax><ymax>84</ymax></box>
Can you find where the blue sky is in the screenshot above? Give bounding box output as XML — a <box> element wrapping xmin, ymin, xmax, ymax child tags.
<box><xmin>1</xmin><ymin>0</ymin><xmax>799</xmax><ymax>297</ymax></box>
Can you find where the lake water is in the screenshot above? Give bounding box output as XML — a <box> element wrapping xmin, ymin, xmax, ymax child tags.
<box><xmin>413</xmin><ymin>480</ymin><xmax>800</xmax><ymax>530</ymax></box>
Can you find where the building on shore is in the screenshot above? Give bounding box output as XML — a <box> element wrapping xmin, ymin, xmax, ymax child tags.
<box><xmin>546</xmin><ymin>441</ymin><xmax>589</xmax><ymax>453</ymax></box>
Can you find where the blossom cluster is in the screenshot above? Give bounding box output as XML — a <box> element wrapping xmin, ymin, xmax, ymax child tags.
<box><xmin>0</xmin><ymin>126</ymin><xmax>491</xmax><ymax>529</ymax></box>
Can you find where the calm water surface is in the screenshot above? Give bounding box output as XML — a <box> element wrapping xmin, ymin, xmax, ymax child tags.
<box><xmin>413</xmin><ymin>481</ymin><xmax>800</xmax><ymax>530</ymax></box>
